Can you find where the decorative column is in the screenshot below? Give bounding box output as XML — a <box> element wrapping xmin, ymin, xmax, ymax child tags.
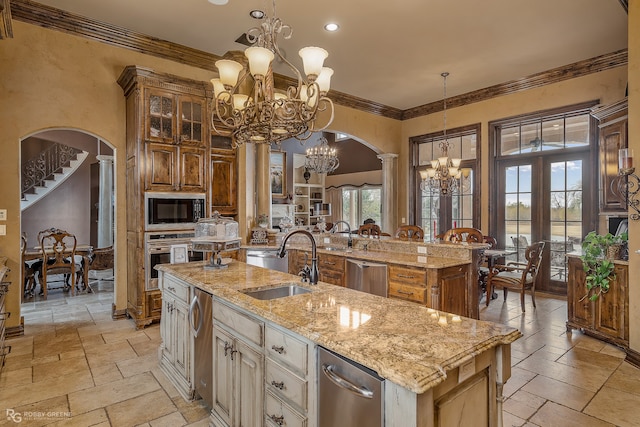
<box><xmin>377</xmin><ymin>153</ymin><xmax>398</xmax><ymax>235</ymax></box>
<box><xmin>255</xmin><ymin>144</ymin><xmax>271</xmax><ymax>225</ymax></box>
<box><xmin>96</xmin><ymin>155</ymin><xmax>114</xmax><ymax>248</ymax></box>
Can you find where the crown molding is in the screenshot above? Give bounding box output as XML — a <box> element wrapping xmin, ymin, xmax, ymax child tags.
<box><xmin>0</xmin><ymin>0</ymin><xmax>13</xmax><ymax>39</ymax></box>
<box><xmin>403</xmin><ymin>49</ymin><xmax>628</xmax><ymax>120</ymax></box>
<box><xmin>12</xmin><ymin>0</ymin><xmax>628</xmax><ymax>122</ymax></box>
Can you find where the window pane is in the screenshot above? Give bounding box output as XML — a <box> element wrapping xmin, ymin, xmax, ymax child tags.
<box><xmin>505</xmin><ymin>166</ymin><xmax>518</xmax><ymax>193</ymax></box>
<box><xmin>518</xmin><ymin>194</ymin><xmax>532</xmax><ymax>221</ymax></box>
<box><xmin>566</xmin><ymin>191</ymin><xmax>582</xmax><ymax>221</ymax></box>
<box><xmin>550</xmin><ymin>162</ymin><xmax>567</xmax><ymax>191</ymax></box>
<box><xmin>550</xmin><ymin>192</ymin><xmax>566</xmax><ymax>221</ymax></box>
<box><xmin>566</xmin><ymin>114</ymin><xmax>590</xmax><ymax>147</ymax></box>
<box><xmin>418</xmin><ymin>141</ymin><xmax>434</xmax><ymax>165</ymax></box>
<box><xmin>448</xmin><ymin>136</ymin><xmax>462</xmax><ymax>159</ymax></box>
<box><xmin>567</xmin><ymin>160</ymin><xmax>582</xmax><ymax>189</ymax></box>
<box><xmin>519</xmin><ymin>165</ymin><xmax>532</xmax><ymax>192</ymax></box>
<box><xmin>461</xmin><ymin>134</ymin><xmax>477</xmax><ymax>160</ymax></box>
<box><xmin>541</xmin><ymin>118</ymin><xmax>563</xmax><ymax>150</ymax></box>
<box><xmin>501</xmin><ymin>125</ymin><xmax>520</xmax><ymax>155</ymax></box>
<box><xmin>505</xmin><ymin>194</ymin><xmax>519</xmax><ymax>221</ymax></box>
<box><xmin>521</xmin><ymin>123</ymin><xmax>539</xmax><ymax>153</ymax></box>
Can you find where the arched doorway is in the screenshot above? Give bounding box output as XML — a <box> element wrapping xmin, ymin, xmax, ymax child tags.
<box><xmin>19</xmin><ymin>128</ymin><xmax>116</xmax><ymax>310</ymax></box>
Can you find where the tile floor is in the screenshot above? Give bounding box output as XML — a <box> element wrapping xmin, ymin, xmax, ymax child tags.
<box><xmin>1</xmin><ymin>280</ymin><xmax>640</xmax><ymax>426</ymax></box>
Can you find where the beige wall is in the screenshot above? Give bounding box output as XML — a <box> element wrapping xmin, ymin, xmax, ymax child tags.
<box><xmin>627</xmin><ymin>2</ymin><xmax>639</xmax><ymax>352</ymax></box>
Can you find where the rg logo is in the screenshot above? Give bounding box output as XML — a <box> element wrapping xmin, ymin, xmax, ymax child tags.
<box><xmin>6</xmin><ymin>409</ymin><xmax>22</xmax><ymax>423</ymax></box>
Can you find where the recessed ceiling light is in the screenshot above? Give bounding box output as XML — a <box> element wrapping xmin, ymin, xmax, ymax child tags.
<box><xmin>324</xmin><ymin>23</ymin><xmax>339</xmax><ymax>32</ymax></box>
<box><xmin>250</xmin><ymin>9</ymin><xmax>265</xmax><ymax>19</ymax></box>
<box><xmin>208</xmin><ymin>0</ymin><xmax>229</xmax><ymax>5</ymax></box>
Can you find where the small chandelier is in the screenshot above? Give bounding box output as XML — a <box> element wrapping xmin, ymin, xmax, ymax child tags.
<box><xmin>305</xmin><ymin>137</ymin><xmax>339</xmax><ymax>174</ymax></box>
<box><xmin>210</xmin><ymin>0</ymin><xmax>334</xmax><ymax>147</ymax></box>
<box><xmin>420</xmin><ymin>72</ymin><xmax>470</xmax><ymax>196</ymax></box>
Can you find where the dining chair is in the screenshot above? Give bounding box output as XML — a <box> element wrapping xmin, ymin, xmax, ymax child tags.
<box><xmin>442</xmin><ymin>227</ymin><xmax>484</xmax><ymax>243</ymax></box>
<box><xmin>86</xmin><ymin>246</ymin><xmax>115</xmax><ymax>291</ymax></box>
<box><xmin>394</xmin><ymin>225</ymin><xmax>424</xmax><ymax>241</ymax></box>
<box><xmin>486</xmin><ymin>241</ymin><xmax>545</xmax><ymax>312</ymax></box>
<box><xmin>39</xmin><ymin>228</ymin><xmax>78</xmax><ymax>299</ymax></box>
<box><xmin>358</xmin><ymin>223</ymin><xmax>381</xmax><ymax>238</ymax></box>
<box><xmin>478</xmin><ymin>235</ymin><xmax>498</xmax><ymax>299</ymax></box>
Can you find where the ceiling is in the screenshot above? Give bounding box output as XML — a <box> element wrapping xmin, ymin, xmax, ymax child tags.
<box><xmin>32</xmin><ymin>0</ymin><xmax>628</xmax><ymax>111</ymax></box>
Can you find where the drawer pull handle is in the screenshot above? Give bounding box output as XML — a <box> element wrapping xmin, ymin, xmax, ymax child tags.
<box><xmin>397</xmin><ymin>290</ymin><xmax>414</xmax><ymax>296</ymax></box>
<box><xmin>167</xmin><ymin>286</ymin><xmax>176</xmax><ymax>292</ymax></box>
<box><xmin>324</xmin><ymin>261</ymin><xmax>336</xmax><ymax>265</ymax></box>
<box><xmin>269</xmin><ymin>415</ymin><xmax>284</xmax><ymax>426</ymax></box>
<box><xmin>271</xmin><ymin>345</ymin><xmax>285</xmax><ymax>354</ymax></box>
<box><xmin>271</xmin><ymin>380</ymin><xmax>285</xmax><ymax>390</ymax></box>
<box><xmin>398</xmin><ymin>274</ymin><xmax>415</xmax><ymax>279</ymax></box>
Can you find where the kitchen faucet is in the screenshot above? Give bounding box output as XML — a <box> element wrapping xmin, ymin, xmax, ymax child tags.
<box><xmin>331</xmin><ymin>220</ymin><xmax>352</xmax><ymax>248</ymax></box>
<box><xmin>277</xmin><ymin>229</ymin><xmax>319</xmax><ymax>285</ymax></box>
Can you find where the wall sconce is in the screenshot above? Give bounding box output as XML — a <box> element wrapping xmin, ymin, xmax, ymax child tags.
<box><xmin>618</xmin><ymin>148</ymin><xmax>640</xmax><ymax>220</ymax></box>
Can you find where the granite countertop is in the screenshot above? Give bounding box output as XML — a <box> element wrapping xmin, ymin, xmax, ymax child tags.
<box><xmin>158</xmin><ymin>261</ymin><xmax>521</xmax><ymax>394</ymax></box>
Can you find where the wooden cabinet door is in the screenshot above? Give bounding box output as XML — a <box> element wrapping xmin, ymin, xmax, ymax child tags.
<box><xmin>145</xmin><ymin>89</ymin><xmax>176</xmax><ymax>144</ymax></box>
<box><xmin>235</xmin><ymin>338</ymin><xmax>264</xmax><ymax>427</ymax></box>
<box><xmin>212</xmin><ymin>327</ymin><xmax>234</xmax><ymax>427</ymax></box>
<box><xmin>177</xmin><ymin>96</ymin><xmax>205</xmax><ymax>146</ymax></box>
<box><xmin>210</xmin><ymin>149</ymin><xmax>237</xmax><ymax>214</ymax></box>
<box><xmin>567</xmin><ymin>257</ymin><xmax>592</xmax><ymax>328</ymax></box>
<box><xmin>599</xmin><ymin>119</ymin><xmax>627</xmax><ymax>212</ymax></box>
<box><xmin>179</xmin><ymin>146</ymin><xmax>206</xmax><ymax>192</ymax></box>
<box><xmin>145</xmin><ymin>143</ymin><xmax>177</xmax><ymax>191</ymax></box>
<box><xmin>173</xmin><ymin>300</ymin><xmax>190</xmax><ymax>380</ymax></box>
<box><xmin>160</xmin><ymin>294</ymin><xmax>175</xmax><ymax>363</ymax></box>
<box><xmin>438</xmin><ymin>265</ymin><xmax>469</xmax><ymax>318</ymax></box>
<box><xmin>594</xmin><ymin>263</ymin><xmax>628</xmax><ymax>340</ymax></box>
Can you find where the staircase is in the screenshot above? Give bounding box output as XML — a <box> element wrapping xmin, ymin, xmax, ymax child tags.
<box><xmin>21</xmin><ymin>143</ymin><xmax>89</xmax><ymax>211</ymax></box>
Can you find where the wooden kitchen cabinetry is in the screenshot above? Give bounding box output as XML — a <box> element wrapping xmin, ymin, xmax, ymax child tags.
<box><xmin>591</xmin><ymin>98</ymin><xmax>628</xmax><ymax>212</ymax></box>
<box><xmin>211</xmin><ymin>299</ymin><xmax>264</xmax><ymax>427</ymax></box>
<box><xmin>289</xmin><ymin>250</ymin><xmax>345</xmax><ymax>287</ymax></box>
<box><xmin>292</xmin><ymin>154</ymin><xmax>325</xmax><ymax>227</ymax></box>
<box><xmin>210</xmin><ymin>147</ymin><xmax>237</xmax><ymax>215</ymax></box>
<box><xmin>566</xmin><ymin>256</ymin><xmax>629</xmax><ymax>348</ymax></box>
<box><xmin>118</xmin><ymin>66</ymin><xmax>211</xmax><ymax>328</ymax></box>
<box><xmin>388</xmin><ymin>264</ymin><xmax>428</xmax><ymax>304</ymax></box>
<box><xmin>158</xmin><ymin>272</ymin><xmax>194</xmax><ymax>400</ymax></box>
<box><xmin>427</xmin><ymin>264</ymin><xmax>472</xmax><ymax>319</ymax></box>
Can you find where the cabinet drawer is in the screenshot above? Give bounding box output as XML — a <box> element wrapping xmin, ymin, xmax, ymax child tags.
<box><xmin>265</xmin><ymin>325</ymin><xmax>308</xmax><ymax>374</ymax></box>
<box><xmin>265</xmin><ymin>391</ymin><xmax>307</xmax><ymax>427</ymax></box>
<box><xmin>389</xmin><ymin>265</ymin><xmax>427</xmax><ymax>285</ymax></box>
<box><xmin>318</xmin><ymin>253</ymin><xmax>344</xmax><ymax>272</ymax></box>
<box><xmin>266</xmin><ymin>359</ymin><xmax>308</xmax><ymax>410</ymax></box>
<box><xmin>213</xmin><ymin>300</ymin><xmax>264</xmax><ymax>346</ymax></box>
<box><xmin>162</xmin><ymin>275</ymin><xmax>190</xmax><ymax>304</ymax></box>
<box><xmin>388</xmin><ymin>282</ymin><xmax>427</xmax><ymax>304</ymax></box>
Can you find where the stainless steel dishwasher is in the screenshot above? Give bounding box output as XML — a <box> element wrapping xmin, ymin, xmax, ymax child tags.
<box><xmin>245</xmin><ymin>248</ymin><xmax>289</xmax><ymax>273</ymax></box>
<box><xmin>318</xmin><ymin>346</ymin><xmax>384</xmax><ymax>427</ymax></box>
<box><xmin>346</xmin><ymin>259</ymin><xmax>388</xmax><ymax>297</ymax></box>
<box><xmin>189</xmin><ymin>288</ymin><xmax>213</xmax><ymax>408</ymax></box>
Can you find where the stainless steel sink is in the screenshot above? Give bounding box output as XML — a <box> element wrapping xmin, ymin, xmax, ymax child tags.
<box><xmin>242</xmin><ymin>284</ymin><xmax>312</xmax><ymax>300</ymax></box>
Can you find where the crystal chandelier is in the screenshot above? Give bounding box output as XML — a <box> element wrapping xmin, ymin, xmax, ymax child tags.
<box><xmin>210</xmin><ymin>0</ymin><xmax>334</xmax><ymax>147</ymax></box>
<box><xmin>305</xmin><ymin>137</ymin><xmax>339</xmax><ymax>174</ymax></box>
<box><xmin>420</xmin><ymin>72</ymin><xmax>470</xmax><ymax>196</ymax></box>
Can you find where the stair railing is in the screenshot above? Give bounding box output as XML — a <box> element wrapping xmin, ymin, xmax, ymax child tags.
<box><xmin>21</xmin><ymin>143</ymin><xmax>82</xmax><ymax>197</ymax></box>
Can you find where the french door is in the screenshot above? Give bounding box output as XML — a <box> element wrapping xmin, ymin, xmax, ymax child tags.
<box><xmin>496</xmin><ymin>151</ymin><xmax>593</xmax><ymax>294</ymax></box>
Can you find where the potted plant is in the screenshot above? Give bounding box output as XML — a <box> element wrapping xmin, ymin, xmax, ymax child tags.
<box><xmin>580</xmin><ymin>231</ymin><xmax>628</xmax><ymax>301</ymax></box>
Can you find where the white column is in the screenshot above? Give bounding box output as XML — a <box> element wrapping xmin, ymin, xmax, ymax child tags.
<box><xmin>377</xmin><ymin>153</ymin><xmax>398</xmax><ymax>235</ymax></box>
<box><xmin>96</xmin><ymin>155</ymin><xmax>114</xmax><ymax>248</ymax></box>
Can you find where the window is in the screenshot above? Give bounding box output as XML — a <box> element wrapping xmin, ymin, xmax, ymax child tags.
<box><xmin>411</xmin><ymin>124</ymin><xmax>480</xmax><ymax>239</ymax></box>
<box><xmin>341</xmin><ymin>186</ymin><xmax>382</xmax><ymax>226</ymax></box>
<box><xmin>490</xmin><ymin>102</ymin><xmax>597</xmax><ymax>293</ymax></box>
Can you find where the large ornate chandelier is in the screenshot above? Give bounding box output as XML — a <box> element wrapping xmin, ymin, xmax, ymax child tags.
<box><xmin>420</xmin><ymin>72</ymin><xmax>470</xmax><ymax>196</ymax></box>
<box><xmin>305</xmin><ymin>137</ymin><xmax>339</xmax><ymax>174</ymax></box>
<box><xmin>210</xmin><ymin>0</ymin><xmax>334</xmax><ymax>147</ymax></box>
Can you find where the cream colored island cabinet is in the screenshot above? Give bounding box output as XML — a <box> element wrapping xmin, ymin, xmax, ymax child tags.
<box><xmin>158</xmin><ymin>272</ymin><xmax>194</xmax><ymax>401</ymax></box>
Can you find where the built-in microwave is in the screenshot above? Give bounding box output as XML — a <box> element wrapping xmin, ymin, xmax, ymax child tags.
<box><xmin>145</xmin><ymin>192</ymin><xmax>205</xmax><ymax>230</ymax></box>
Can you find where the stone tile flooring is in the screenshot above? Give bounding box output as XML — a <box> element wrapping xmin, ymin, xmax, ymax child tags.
<box><xmin>1</xmin><ymin>281</ymin><xmax>639</xmax><ymax>426</ymax></box>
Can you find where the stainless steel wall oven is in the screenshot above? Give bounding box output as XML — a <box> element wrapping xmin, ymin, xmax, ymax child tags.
<box><xmin>145</xmin><ymin>231</ymin><xmax>203</xmax><ymax>290</ymax></box>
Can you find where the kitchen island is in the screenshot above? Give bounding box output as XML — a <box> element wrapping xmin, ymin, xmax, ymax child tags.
<box><xmin>157</xmin><ymin>260</ymin><xmax>520</xmax><ymax>427</ymax></box>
